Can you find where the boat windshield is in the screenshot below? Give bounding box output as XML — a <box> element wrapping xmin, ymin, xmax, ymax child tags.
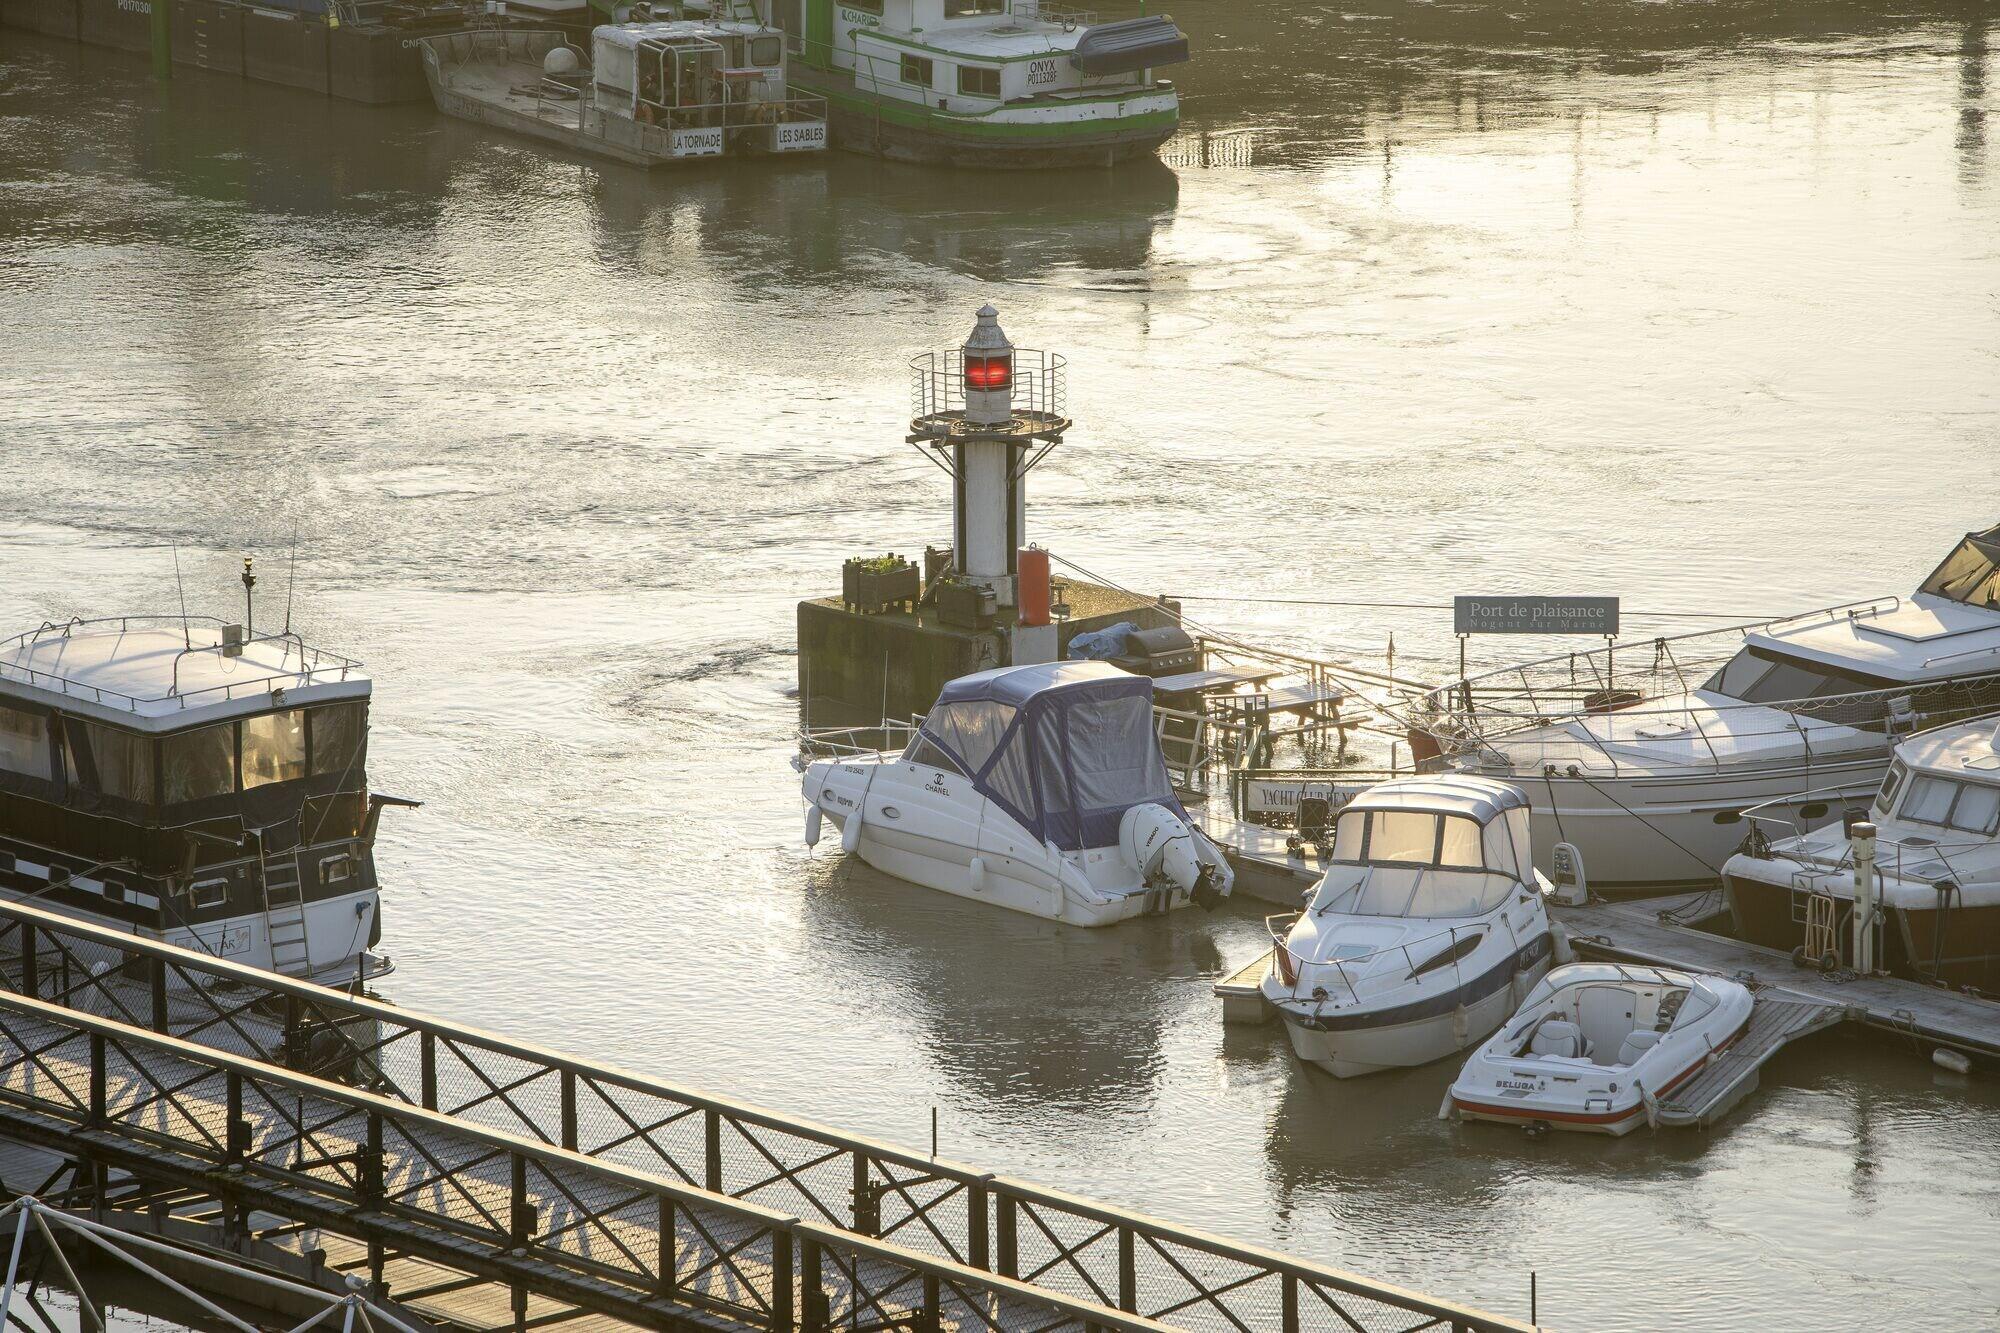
<box><xmin>1920</xmin><ymin>531</ymin><xmax>2000</xmax><ymax>610</ymax></box>
<box><xmin>1328</xmin><ymin>805</ymin><xmax>1533</xmax><ymax>882</ymax></box>
<box><xmin>1898</xmin><ymin>773</ymin><xmax>2000</xmax><ymax>835</ymax></box>
<box><xmin>1701</xmin><ymin>648</ymin><xmax>1892</xmax><ymax>727</ymax></box>
<box><xmin>1312</xmin><ymin>863</ymin><xmax>1515</xmax><ymax>918</ymax></box>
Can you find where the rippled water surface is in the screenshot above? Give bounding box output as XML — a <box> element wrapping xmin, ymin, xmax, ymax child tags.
<box><xmin>4</xmin><ymin>4</ymin><xmax>1999</xmax><ymax>1327</ymax></box>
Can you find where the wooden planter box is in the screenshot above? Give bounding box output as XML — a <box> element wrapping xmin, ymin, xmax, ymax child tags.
<box><xmin>844</xmin><ymin>559</ymin><xmax>920</xmax><ymax>615</ymax></box>
<box><xmin>935</xmin><ymin>581</ymin><xmax>992</xmax><ymax>629</ymax></box>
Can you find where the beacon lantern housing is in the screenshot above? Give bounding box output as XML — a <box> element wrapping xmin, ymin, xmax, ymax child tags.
<box><xmin>907</xmin><ymin>305</ymin><xmax>1069</xmax><ymax>614</ymax></box>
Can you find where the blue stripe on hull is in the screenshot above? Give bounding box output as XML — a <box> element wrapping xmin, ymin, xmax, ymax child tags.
<box><xmin>1282</xmin><ymin>932</ymin><xmax>1552</xmax><ymax>1033</ymax></box>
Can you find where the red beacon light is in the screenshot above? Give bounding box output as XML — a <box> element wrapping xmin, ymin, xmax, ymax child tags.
<box><xmin>964</xmin><ymin>353</ymin><xmax>1012</xmax><ymax>391</ymax></box>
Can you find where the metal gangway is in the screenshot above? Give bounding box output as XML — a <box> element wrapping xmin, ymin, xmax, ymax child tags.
<box><xmin>0</xmin><ymin>900</ymin><xmax>1535</xmax><ymax>1333</ymax></box>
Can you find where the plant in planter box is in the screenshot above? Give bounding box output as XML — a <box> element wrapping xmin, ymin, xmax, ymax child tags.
<box><xmin>934</xmin><ymin>576</ymin><xmax>992</xmax><ymax>629</ymax></box>
<box><xmin>843</xmin><ymin>554</ymin><xmax>920</xmax><ymax>615</ymax></box>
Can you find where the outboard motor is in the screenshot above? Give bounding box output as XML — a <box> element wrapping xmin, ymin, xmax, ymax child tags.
<box><xmin>1119</xmin><ymin>803</ymin><xmax>1221</xmax><ymax>909</ymax></box>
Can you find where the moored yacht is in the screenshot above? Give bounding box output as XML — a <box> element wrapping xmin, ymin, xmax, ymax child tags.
<box><xmin>1723</xmin><ymin>715</ymin><xmax>2000</xmax><ymax>992</ymax></box>
<box><xmin>801</xmin><ymin>661</ymin><xmax>1232</xmax><ymax>926</ymax></box>
<box><xmin>0</xmin><ymin>613</ymin><xmax>407</xmax><ymax>985</ymax></box>
<box><xmin>1260</xmin><ymin>776</ymin><xmax>1557</xmax><ymax>1078</ymax></box>
<box><xmin>1412</xmin><ymin>522</ymin><xmax>2000</xmax><ymax>896</ymax></box>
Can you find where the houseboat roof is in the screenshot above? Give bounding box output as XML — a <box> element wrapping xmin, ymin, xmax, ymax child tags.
<box><xmin>594</xmin><ymin>19</ymin><xmax>776</xmax><ymax>49</ymax></box>
<box><xmin>1343</xmin><ymin>774</ymin><xmax>1529</xmax><ymax>824</ymax></box>
<box><xmin>0</xmin><ymin>618</ymin><xmax>370</xmax><ymax>733</ymax></box>
<box><xmin>1895</xmin><ymin>714</ymin><xmax>2000</xmax><ymax>779</ymax></box>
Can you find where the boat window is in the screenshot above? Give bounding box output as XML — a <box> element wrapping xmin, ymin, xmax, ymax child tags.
<box><xmin>1919</xmin><ymin>534</ymin><xmax>2000</xmax><ymax>609</ymax></box>
<box><xmin>916</xmin><ymin>701</ymin><xmax>1015</xmax><ymax>776</ymax></box>
<box><xmin>957</xmin><ymin>65</ymin><xmax>1000</xmax><ymax>97</ymax></box>
<box><xmin>310</xmin><ymin>703</ymin><xmax>366</xmax><ymax>777</ymax></box>
<box><xmin>900</xmin><ymin>53</ymin><xmax>933</xmax><ymax>88</ymax></box>
<box><xmin>750</xmin><ymin>34</ymin><xmax>781</xmax><ymax>66</ymax></box>
<box><xmin>983</xmin><ymin>730</ymin><xmax>1036</xmax><ymax>820</ymax></box>
<box><xmin>1032</xmin><ymin>709</ymin><xmax>1072</xmax><ymax>826</ymax></box>
<box><xmin>1438</xmin><ymin>816</ymin><xmax>1482</xmax><ymax>869</ymax></box>
<box><xmin>1329</xmin><ymin>811</ymin><xmax>1365</xmax><ymax>861</ymax></box>
<box><xmin>242</xmin><ymin>710</ymin><xmax>307</xmax><ymax>789</ymax></box>
<box><xmin>84</xmin><ymin>724</ymin><xmax>154</xmax><ymax>803</ymax></box>
<box><xmin>946</xmin><ymin>0</ymin><xmax>1004</xmax><ymax>14</ymax></box>
<box><xmin>1504</xmin><ymin>806</ymin><xmax>1534</xmax><ymax>880</ymax></box>
<box><xmin>162</xmin><ymin>724</ymin><xmax>236</xmax><ymax>802</ymax></box>
<box><xmin>1703</xmin><ymin>649</ymin><xmax>1775</xmax><ymax>699</ymax></box>
<box><xmin>1876</xmin><ymin>760</ymin><xmax>1907</xmax><ymax>813</ymax></box>
<box><xmin>1368</xmin><ymin>811</ymin><xmax>1438</xmax><ymax>864</ymax></box>
<box><xmin>0</xmin><ymin>705</ymin><xmax>51</xmax><ymax>779</ymax></box>
<box><xmin>1900</xmin><ymin>774</ymin><xmax>2000</xmax><ymax>835</ymax></box>
<box><xmin>908</xmin><ymin>739</ymin><xmax>964</xmax><ymax>774</ymax></box>
<box><xmin>842</xmin><ymin>0</ymin><xmax>882</xmax><ymax>13</ymax></box>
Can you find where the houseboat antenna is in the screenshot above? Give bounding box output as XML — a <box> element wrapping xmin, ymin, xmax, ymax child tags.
<box><xmin>172</xmin><ymin>544</ymin><xmax>192</xmax><ymax>649</ymax></box>
<box><xmin>242</xmin><ymin>556</ymin><xmax>257</xmax><ymax>640</ymax></box>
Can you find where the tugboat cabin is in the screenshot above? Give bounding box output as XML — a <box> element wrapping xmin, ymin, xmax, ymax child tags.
<box><xmin>0</xmin><ymin>617</ymin><xmax>397</xmax><ymax>983</ymax></box>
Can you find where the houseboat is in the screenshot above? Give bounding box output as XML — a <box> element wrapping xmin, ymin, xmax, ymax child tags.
<box><xmin>758</xmin><ymin>0</ymin><xmax>1189</xmax><ymax>167</ymax></box>
<box><xmin>0</xmin><ymin>613</ymin><xmax>408</xmax><ymax>985</ymax></box>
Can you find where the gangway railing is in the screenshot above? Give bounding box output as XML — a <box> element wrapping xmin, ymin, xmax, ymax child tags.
<box><xmin>0</xmin><ymin>900</ymin><xmax>1536</xmax><ymax>1333</ymax></box>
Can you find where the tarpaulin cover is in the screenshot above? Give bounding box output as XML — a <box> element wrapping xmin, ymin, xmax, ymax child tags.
<box><xmin>1066</xmin><ymin>621</ymin><xmax>1136</xmax><ymax>661</ymax></box>
<box><xmin>911</xmin><ymin>661</ymin><xmax>1181</xmax><ymax>850</ymax></box>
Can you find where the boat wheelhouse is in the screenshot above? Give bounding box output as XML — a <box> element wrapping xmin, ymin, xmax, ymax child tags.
<box><xmin>766</xmin><ymin>0</ymin><xmax>1189</xmax><ymax>167</ymax></box>
<box><xmin>418</xmin><ymin>22</ymin><xmax>827</xmax><ymax>167</ymax></box>
<box><xmin>1260</xmin><ymin>776</ymin><xmax>1557</xmax><ymax>1078</ymax></box>
<box><xmin>801</xmin><ymin>661</ymin><xmax>1232</xmax><ymax>926</ymax></box>
<box><xmin>0</xmin><ymin>616</ymin><xmax>406</xmax><ymax>985</ymax></box>
<box><xmin>1723</xmin><ymin>715</ymin><xmax>2000</xmax><ymax>992</ymax></box>
<box><xmin>1409</xmin><ymin>521</ymin><xmax>2000</xmax><ymax>896</ymax></box>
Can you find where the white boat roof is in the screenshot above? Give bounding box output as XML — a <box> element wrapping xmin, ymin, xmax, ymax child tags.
<box><xmin>1743</xmin><ymin>594</ymin><xmax>2000</xmax><ymax>686</ymax></box>
<box><xmin>1895</xmin><ymin>714</ymin><xmax>2000</xmax><ymax>779</ymax></box>
<box><xmin>1487</xmin><ymin>690</ymin><xmax>1880</xmax><ymax>773</ymax></box>
<box><xmin>0</xmin><ymin>618</ymin><xmax>369</xmax><ymax>733</ymax></box>
<box><xmin>595</xmin><ymin>19</ymin><xmax>775</xmax><ymax>48</ymax></box>
<box><xmin>1344</xmin><ymin>774</ymin><xmax>1528</xmax><ymax>823</ymax></box>
<box><xmin>903</xmin><ymin>18</ymin><xmax>1087</xmax><ymax>58</ymax></box>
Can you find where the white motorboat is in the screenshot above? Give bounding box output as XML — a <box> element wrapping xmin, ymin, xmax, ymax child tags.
<box><xmin>1409</xmin><ymin>521</ymin><xmax>2000</xmax><ymax>896</ymax></box>
<box><xmin>1260</xmin><ymin>776</ymin><xmax>1557</xmax><ymax>1078</ymax></box>
<box><xmin>0</xmin><ymin>609</ymin><xmax>410</xmax><ymax>986</ymax></box>
<box><xmin>1723</xmin><ymin>714</ymin><xmax>2000</xmax><ymax>992</ymax></box>
<box><xmin>1445</xmin><ymin>963</ymin><xmax>1755</xmax><ymax>1135</ymax></box>
<box><xmin>801</xmin><ymin>661</ymin><xmax>1233</xmax><ymax>927</ymax></box>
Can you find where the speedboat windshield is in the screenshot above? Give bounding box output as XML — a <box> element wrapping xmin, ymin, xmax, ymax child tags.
<box><xmin>1326</xmin><ymin>803</ymin><xmax>1535</xmax><ymax>883</ymax></box>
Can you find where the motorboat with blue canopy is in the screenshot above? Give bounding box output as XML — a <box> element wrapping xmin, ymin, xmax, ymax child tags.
<box><xmin>802</xmin><ymin>661</ymin><xmax>1232</xmax><ymax>926</ymax></box>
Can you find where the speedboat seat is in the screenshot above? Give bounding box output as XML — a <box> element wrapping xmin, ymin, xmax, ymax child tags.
<box><xmin>1615</xmin><ymin>1029</ymin><xmax>1663</xmax><ymax>1066</ymax></box>
<box><xmin>1530</xmin><ymin>1019</ymin><xmax>1589</xmax><ymax>1059</ymax></box>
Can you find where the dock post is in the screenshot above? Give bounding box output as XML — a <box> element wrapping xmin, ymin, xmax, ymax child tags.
<box><xmin>799</xmin><ymin>1236</ymin><xmax>823</xmax><ymax>1333</ymax></box>
<box><xmin>559</xmin><ymin>1068</ymin><xmax>578</xmax><ymax>1150</ymax></box>
<box><xmin>149</xmin><ymin>957</ymin><xmax>167</xmax><ymax>1033</ymax></box>
<box><xmin>771</xmin><ymin>1231</ymin><xmax>794</xmax><ymax>1333</ymax></box>
<box><xmin>88</xmin><ymin>1033</ymin><xmax>106</xmax><ymax>1125</ymax></box>
<box><xmin>20</xmin><ymin>924</ymin><xmax>36</xmax><ymax>998</ymax></box>
<box><xmin>704</xmin><ymin>1108</ymin><xmax>723</xmax><ymax>1193</ymax></box>
<box><xmin>1281</xmin><ymin>1274</ymin><xmax>1298</xmax><ymax>1333</ymax></box>
<box><xmin>1117</xmin><ymin>1225</ymin><xmax>1135</xmax><ymax>1312</ymax></box>
<box><xmin>420</xmin><ymin>1031</ymin><xmax>437</xmax><ymax>1110</ymax></box>
<box><xmin>151</xmin><ymin>0</ymin><xmax>171</xmax><ymax>80</ymax></box>
<box><xmin>994</xmin><ymin>1193</ymin><xmax>1017</xmax><ymax>1278</ymax></box>
<box><xmin>967</xmin><ymin>1181</ymin><xmax>989</xmax><ymax>1270</ymax></box>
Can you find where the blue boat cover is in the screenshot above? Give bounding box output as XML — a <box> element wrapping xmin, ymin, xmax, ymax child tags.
<box><xmin>912</xmin><ymin>662</ymin><xmax>1183</xmax><ymax>851</ymax></box>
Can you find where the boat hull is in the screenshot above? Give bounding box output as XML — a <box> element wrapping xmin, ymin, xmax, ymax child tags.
<box><xmin>1504</xmin><ymin>757</ymin><xmax>1889</xmax><ymax>897</ymax></box>
<box><xmin>1723</xmin><ymin>863</ymin><xmax>2000</xmax><ymax>991</ymax></box>
<box><xmin>846</xmin><ymin>820</ymin><xmax>1186</xmax><ymax>927</ymax></box>
<box><xmin>1275</xmin><ymin>935</ymin><xmax>1554</xmax><ymax>1079</ymax></box>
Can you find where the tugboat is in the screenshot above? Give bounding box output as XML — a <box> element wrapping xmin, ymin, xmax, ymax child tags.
<box><xmin>0</xmin><ymin>585</ymin><xmax>409</xmax><ymax>986</ymax></box>
<box><xmin>760</xmin><ymin>0</ymin><xmax>1189</xmax><ymax>167</ymax></box>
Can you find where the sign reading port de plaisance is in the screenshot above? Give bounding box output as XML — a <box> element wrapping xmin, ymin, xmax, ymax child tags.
<box><xmin>1454</xmin><ymin>595</ymin><xmax>1621</xmax><ymax>637</ymax></box>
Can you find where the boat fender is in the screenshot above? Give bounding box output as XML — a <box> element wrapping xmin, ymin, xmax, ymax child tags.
<box><xmin>805</xmin><ymin>804</ymin><xmax>823</xmax><ymax>848</ymax></box>
<box><xmin>842</xmin><ymin>810</ymin><xmax>865</xmax><ymax>854</ymax></box>
<box><xmin>1436</xmin><ymin>1091</ymin><xmax>1457</xmax><ymax>1122</ymax></box>
<box><xmin>968</xmin><ymin>855</ymin><xmax>986</xmax><ymax>893</ymax></box>
<box><xmin>1550</xmin><ymin>919</ymin><xmax>1576</xmax><ymax>966</ymax></box>
<box><xmin>1451</xmin><ymin>1004</ymin><xmax>1469</xmax><ymax>1048</ymax></box>
<box><xmin>1639</xmin><ymin>1081</ymin><xmax>1660</xmax><ymax>1131</ymax></box>
<box><xmin>1933</xmin><ymin>1047</ymin><xmax>1972</xmax><ymax>1075</ymax></box>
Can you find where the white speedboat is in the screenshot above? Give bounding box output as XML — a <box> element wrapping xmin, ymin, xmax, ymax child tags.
<box><xmin>1410</xmin><ymin>521</ymin><xmax>2000</xmax><ymax>896</ymax></box>
<box><xmin>0</xmin><ymin>609</ymin><xmax>409</xmax><ymax>986</ymax></box>
<box><xmin>1445</xmin><ymin>964</ymin><xmax>1755</xmax><ymax>1136</ymax></box>
<box><xmin>1723</xmin><ymin>715</ymin><xmax>2000</xmax><ymax>992</ymax></box>
<box><xmin>801</xmin><ymin>661</ymin><xmax>1232</xmax><ymax>926</ymax></box>
<box><xmin>1260</xmin><ymin>776</ymin><xmax>1557</xmax><ymax>1078</ymax></box>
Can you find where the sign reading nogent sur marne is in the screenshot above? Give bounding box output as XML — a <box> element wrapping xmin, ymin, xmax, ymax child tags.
<box><xmin>1454</xmin><ymin>595</ymin><xmax>1620</xmax><ymax>637</ymax></box>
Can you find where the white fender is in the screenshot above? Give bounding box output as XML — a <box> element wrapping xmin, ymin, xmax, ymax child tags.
<box><xmin>841</xmin><ymin>811</ymin><xmax>864</xmax><ymax>854</ymax></box>
<box><xmin>805</xmin><ymin>804</ymin><xmax>823</xmax><ymax>848</ymax></box>
<box><xmin>968</xmin><ymin>855</ymin><xmax>986</xmax><ymax>892</ymax></box>
<box><xmin>1550</xmin><ymin>918</ymin><xmax>1576</xmax><ymax>966</ymax></box>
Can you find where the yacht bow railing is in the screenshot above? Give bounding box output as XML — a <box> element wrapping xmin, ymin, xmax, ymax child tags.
<box><xmin>1266</xmin><ymin>898</ymin><xmax>1516</xmax><ymax>1011</ymax></box>
<box><xmin>1739</xmin><ymin>787</ymin><xmax>1989</xmax><ymax>890</ymax></box>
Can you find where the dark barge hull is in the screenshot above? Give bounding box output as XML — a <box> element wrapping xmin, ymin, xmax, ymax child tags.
<box><xmin>825</xmin><ymin>101</ymin><xmax>1176</xmax><ymax>169</ymax></box>
<box><xmin>1</xmin><ymin>0</ymin><xmax>434</xmax><ymax>104</ymax></box>
<box><xmin>1724</xmin><ymin>870</ymin><xmax>2000</xmax><ymax>993</ymax></box>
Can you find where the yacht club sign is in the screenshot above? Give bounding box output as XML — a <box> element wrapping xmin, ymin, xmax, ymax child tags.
<box><xmin>1454</xmin><ymin>596</ymin><xmax>1621</xmax><ymax>637</ymax></box>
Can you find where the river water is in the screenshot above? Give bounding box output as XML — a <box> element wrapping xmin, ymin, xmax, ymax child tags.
<box><xmin>4</xmin><ymin>3</ymin><xmax>1999</xmax><ymax>1327</ymax></box>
